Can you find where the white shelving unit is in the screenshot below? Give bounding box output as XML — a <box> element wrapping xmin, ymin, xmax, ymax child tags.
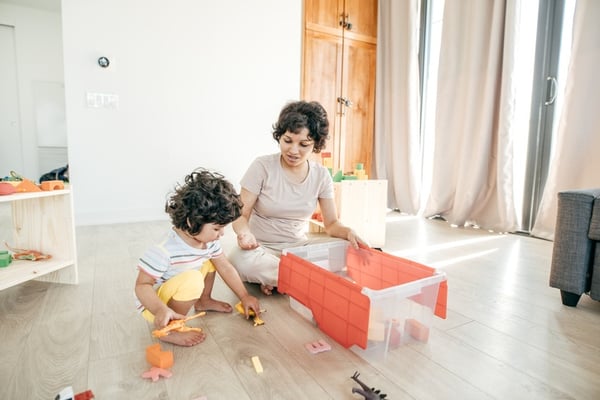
<box><xmin>0</xmin><ymin>188</ymin><xmax>77</xmax><ymax>290</ymax></box>
<box><xmin>310</xmin><ymin>180</ymin><xmax>388</xmax><ymax>248</ymax></box>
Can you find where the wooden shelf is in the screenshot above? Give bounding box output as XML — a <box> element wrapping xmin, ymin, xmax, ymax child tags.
<box><xmin>0</xmin><ymin>188</ymin><xmax>77</xmax><ymax>290</ymax></box>
<box><xmin>309</xmin><ymin>179</ymin><xmax>387</xmax><ymax>247</ymax></box>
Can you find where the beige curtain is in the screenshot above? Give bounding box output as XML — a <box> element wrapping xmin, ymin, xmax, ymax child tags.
<box><xmin>423</xmin><ymin>0</ymin><xmax>518</xmax><ymax>232</ymax></box>
<box><xmin>373</xmin><ymin>0</ymin><xmax>421</xmax><ymax>213</ymax></box>
<box><xmin>531</xmin><ymin>0</ymin><xmax>600</xmax><ymax>240</ymax></box>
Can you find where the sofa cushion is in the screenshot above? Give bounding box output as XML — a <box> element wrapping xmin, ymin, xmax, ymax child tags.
<box><xmin>589</xmin><ymin>197</ymin><xmax>600</xmax><ymax>241</ymax></box>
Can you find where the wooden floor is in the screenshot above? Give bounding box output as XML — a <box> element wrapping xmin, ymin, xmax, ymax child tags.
<box><xmin>0</xmin><ymin>212</ymin><xmax>599</xmax><ymax>399</ymax></box>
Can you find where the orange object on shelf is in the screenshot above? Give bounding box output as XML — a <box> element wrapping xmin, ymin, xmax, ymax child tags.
<box><xmin>0</xmin><ymin>182</ymin><xmax>16</xmax><ymax>195</ymax></box>
<box><xmin>40</xmin><ymin>180</ymin><xmax>65</xmax><ymax>191</ymax></box>
<box><xmin>15</xmin><ymin>178</ymin><xmax>41</xmax><ymax>193</ymax></box>
<box><xmin>146</xmin><ymin>343</ymin><xmax>174</xmax><ymax>369</ymax></box>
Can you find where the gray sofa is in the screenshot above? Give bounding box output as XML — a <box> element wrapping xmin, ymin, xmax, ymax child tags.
<box><xmin>549</xmin><ymin>188</ymin><xmax>600</xmax><ymax>306</ymax></box>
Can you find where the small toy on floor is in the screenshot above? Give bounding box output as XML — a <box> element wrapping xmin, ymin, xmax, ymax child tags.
<box><xmin>146</xmin><ymin>343</ymin><xmax>174</xmax><ymax>369</ymax></box>
<box><xmin>142</xmin><ymin>343</ymin><xmax>174</xmax><ymax>382</ymax></box>
<box><xmin>141</xmin><ymin>366</ymin><xmax>172</xmax><ymax>382</ymax></box>
<box><xmin>152</xmin><ymin>311</ymin><xmax>205</xmax><ymax>338</ymax></box>
<box><xmin>304</xmin><ymin>339</ymin><xmax>331</xmax><ymax>354</ymax></box>
<box><xmin>54</xmin><ymin>386</ymin><xmax>95</xmax><ymax>400</ymax></box>
<box><xmin>234</xmin><ymin>301</ymin><xmax>265</xmax><ymax>326</ymax></box>
<box><xmin>251</xmin><ymin>355</ymin><xmax>263</xmax><ymax>374</ymax></box>
<box><xmin>350</xmin><ymin>371</ymin><xmax>387</xmax><ymax>399</ymax></box>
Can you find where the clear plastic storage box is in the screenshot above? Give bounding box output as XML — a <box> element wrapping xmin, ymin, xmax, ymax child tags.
<box><xmin>278</xmin><ymin>242</ymin><xmax>447</xmax><ymax>360</ymax></box>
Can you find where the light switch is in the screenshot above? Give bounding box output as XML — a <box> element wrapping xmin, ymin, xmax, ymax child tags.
<box><xmin>86</xmin><ymin>92</ymin><xmax>119</xmax><ymax>109</ymax></box>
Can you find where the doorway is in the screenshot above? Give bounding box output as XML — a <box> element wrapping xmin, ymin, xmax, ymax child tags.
<box><xmin>0</xmin><ymin>24</ymin><xmax>23</xmax><ymax>177</ymax></box>
<box><xmin>0</xmin><ymin>1</ymin><xmax>67</xmax><ymax>182</ymax></box>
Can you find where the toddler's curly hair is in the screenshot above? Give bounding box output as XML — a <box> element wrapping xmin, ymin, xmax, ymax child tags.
<box><xmin>165</xmin><ymin>168</ymin><xmax>242</xmax><ymax>235</ymax></box>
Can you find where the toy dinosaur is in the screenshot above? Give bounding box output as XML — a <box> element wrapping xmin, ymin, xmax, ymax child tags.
<box><xmin>234</xmin><ymin>301</ymin><xmax>265</xmax><ymax>326</ymax></box>
<box><xmin>152</xmin><ymin>311</ymin><xmax>205</xmax><ymax>338</ymax></box>
<box><xmin>350</xmin><ymin>371</ymin><xmax>387</xmax><ymax>399</ymax></box>
<box><xmin>4</xmin><ymin>242</ymin><xmax>51</xmax><ymax>261</ymax></box>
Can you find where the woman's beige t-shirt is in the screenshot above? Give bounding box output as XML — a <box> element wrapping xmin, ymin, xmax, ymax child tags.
<box><xmin>240</xmin><ymin>153</ymin><xmax>334</xmax><ymax>243</ymax></box>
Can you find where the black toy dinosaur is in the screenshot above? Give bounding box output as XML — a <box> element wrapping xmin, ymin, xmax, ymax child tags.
<box><xmin>350</xmin><ymin>371</ymin><xmax>387</xmax><ymax>399</ymax></box>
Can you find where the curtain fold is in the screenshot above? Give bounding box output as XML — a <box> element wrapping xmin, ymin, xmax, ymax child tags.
<box><xmin>423</xmin><ymin>0</ymin><xmax>518</xmax><ymax>232</ymax></box>
<box><xmin>373</xmin><ymin>0</ymin><xmax>421</xmax><ymax>213</ymax></box>
<box><xmin>531</xmin><ymin>0</ymin><xmax>600</xmax><ymax>240</ymax></box>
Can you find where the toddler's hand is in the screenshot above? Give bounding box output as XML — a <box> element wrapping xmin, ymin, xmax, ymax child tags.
<box><xmin>240</xmin><ymin>295</ymin><xmax>261</xmax><ymax>318</ymax></box>
<box><xmin>154</xmin><ymin>307</ymin><xmax>187</xmax><ymax>329</ymax></box>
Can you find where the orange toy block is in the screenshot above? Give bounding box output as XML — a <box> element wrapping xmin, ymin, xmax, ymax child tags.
<box><xmin>146</xmin><ymin>343</ymin><xmax>174</xmax><ymax>369</ymax></box>
<box><xmin>40</xmin><ymin>180</ymin><xmax>65</xmax><ymax>191</ymax></box>
<box><xmin>15</xmin><ymin>178</ymin><xmax>41</xmax><ymax>193</ymax></box>
<box><xmin>405</xmin><ymin>318</ymin><xmax>430</xmax><ymax>342</ymax></box>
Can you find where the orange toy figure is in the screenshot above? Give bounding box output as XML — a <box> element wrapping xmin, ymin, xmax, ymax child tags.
<box><xmin>151</xmin><ymin>311</ymin><xmax>205</xmax><ymax>338</ymax></box>
<box><xmin>5</xmin><ymin>242</ymin><xmax>51</xmax><ymax>261</ymax></box>
<box><xmin>235</xmin><ymin>301</ymin><xmax>265</xmax><ymax>326</ymax></box>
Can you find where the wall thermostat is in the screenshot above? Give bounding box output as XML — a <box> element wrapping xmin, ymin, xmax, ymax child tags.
<box><xmin>98</xmin><ymin>56</ymin><xmax>110</xmax><ymax>68</ymax></box>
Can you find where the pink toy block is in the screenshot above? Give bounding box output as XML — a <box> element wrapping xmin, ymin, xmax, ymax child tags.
<box><xmin>305</xmin><ymin>339</ymin><xmax>332</xmax><ymax>354</ymax></box>
<box><xmin>141</xmin><ymin>367</ymin><xmax>172</xmax><ymax>382</ymax></box>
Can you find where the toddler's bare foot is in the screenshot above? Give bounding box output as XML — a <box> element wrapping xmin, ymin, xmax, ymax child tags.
<box><xmin>195</xmin><ymin>298</ymin><xmax>233</xmax><ymax>313</ymax></box>
<box><xmin>159</xmin><ymin>330</ymin><xmax>206</xmax><ymax>347</ymax></box>
<box><xmin>260</xmin><ymin>284</ymin><xmax>274</xmax><ymax>296</ymax></box>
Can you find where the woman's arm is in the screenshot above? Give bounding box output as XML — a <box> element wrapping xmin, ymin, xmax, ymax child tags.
<box><xmin>319</xmin><ymin>197</ymin><xmax>368</xmax><ymax>248</ymax></box>
<box><xmin>232</xmin><ymin>188</ymin><xmax>260</xmax><ymax>249</ymax></box>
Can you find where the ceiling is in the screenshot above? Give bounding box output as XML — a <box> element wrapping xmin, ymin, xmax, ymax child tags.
<box><xmin>0</xmin><ymin>0</ymin><xmax>60</xmax><ymax>12</ymax></box>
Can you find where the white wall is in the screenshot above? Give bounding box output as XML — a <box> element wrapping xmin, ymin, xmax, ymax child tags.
<box><xmin>0</xmin><ymin>3</ymin><xmax>65</xmax><ymax>180</ymax></box>
<box><xmin>61</xmin><ymin>0</ymin><xmax>303</xmax><ymax>225</ymax></box>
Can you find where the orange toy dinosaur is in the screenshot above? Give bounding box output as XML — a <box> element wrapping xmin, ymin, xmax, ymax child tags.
<box><xmin>151</xmin><ymin>311</ymin><xmax>206</xmax><ymax>338</ymax></box>
<box><xmin>4</xmin><ymin>242</ymin><xmax>51</xmax><ymax>261</ymax></box>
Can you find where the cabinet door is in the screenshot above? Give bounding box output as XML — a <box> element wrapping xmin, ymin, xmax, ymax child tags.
<box><xmin>302</xmin><ymin>29</ymin><xmax>343</xmax><ymax>168</ymax></box>
<box><xmin>305</xmin><ymin>0</ymin><xmax>343</xmax><ymax>35</ymax></box>
<box><xmin>302</xmin><ymin>0</ymin><xmax>378</xmax><ymax>174</ymax></box>
<box><xmin>339</xmin><ymin>37</ymin><xmax>377</xmax><ymax>174</ymax></box>
<box><xmin>342</xmin><ymin>0</ymin><xmax>378</xmax><ymax>41</ymax></box>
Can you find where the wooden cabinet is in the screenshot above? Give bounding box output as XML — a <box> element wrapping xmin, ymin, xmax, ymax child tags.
<box><xmin>0</xmin><ymin>189</ymin><xmax>77</xmax><ymax>290</ymax></box>
<box><xmin>302</xmin><ymin>0</ymin><xmax>378</xmax><ymax>175</ymax></box>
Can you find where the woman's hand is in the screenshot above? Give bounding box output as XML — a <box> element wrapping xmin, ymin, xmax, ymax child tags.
<box><xmin>237</xmin><ymin>232</ymin><xmax>259</xmax><ymax>250</ymax></box>
<box><xmin>347</xmin><ymin>229</ymin><xmax>370</xmax><ymax>249</ymax></box>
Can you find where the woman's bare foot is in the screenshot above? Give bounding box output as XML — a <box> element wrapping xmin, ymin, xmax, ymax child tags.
<box><xmin>159</xmin><ymin>330</ymin><xmax>206</xmax><ymax>347</ymax></box>
<box><xmin>260</xmin><ymin>284</ymin><xmax>274</xmax><ymax>296</ymax></box>
<box><xmin>194</xmin><ymin>298</ymin><xmax>233</xmax><ymax>313</ymax></box>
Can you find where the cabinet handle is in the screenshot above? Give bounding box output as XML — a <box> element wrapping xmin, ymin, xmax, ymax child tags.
<box><xmin>337</xmin><ymin>97</ymin><xmax>353</xmax><ymax>108</ymax></box>
<box><xmin>339</xmin><ymin>13</ymin><xmax>352</xmax><ymax>30</ymax></box>
<box><xmin>337</xmin><ymin>97</ymin><xmax>353</xmax><ymax>116</ymax></box>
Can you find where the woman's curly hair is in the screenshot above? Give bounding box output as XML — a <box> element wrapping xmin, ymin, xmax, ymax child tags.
<box><xmin>271</xmin><ymin>100</ymin><xmax>330</xmax><ymax>153</ymax></box>
<box><xmin>165</xmin><ymin>168</ymin><xmax>243</xmax><ymax>235</ymax></box>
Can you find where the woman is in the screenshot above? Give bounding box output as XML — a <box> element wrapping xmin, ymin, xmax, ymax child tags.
<box><xmin>230</xmin><ymin>100</ymin><xmax>366</xmax><ymax>295</ymax></box>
